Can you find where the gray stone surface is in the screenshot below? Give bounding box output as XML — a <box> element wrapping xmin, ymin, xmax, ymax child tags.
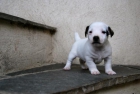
<box><xmin>0</xmin><ymin>64</ymin><xmax>140</xmax><ymax>94</ymax></box>
<box><xmin>6</xmin><ymin>63</ymin><xmax>72</xmax><ymax>76</ymax></box>
<box><xmin>121</xmin><ymin>65</ymin><xmax>140</xmax><ymax>70</ymax></box>
<box><xmin>0</xmin><ymin>12</ymin><xmax>56</xmax><ymax>33</ymax></box>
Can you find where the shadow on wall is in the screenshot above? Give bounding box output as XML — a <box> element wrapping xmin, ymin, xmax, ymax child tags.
<box><xmin>0</xmin><ymin>13</ymin><xmax>56</xmax><ymax>75</ymax></box>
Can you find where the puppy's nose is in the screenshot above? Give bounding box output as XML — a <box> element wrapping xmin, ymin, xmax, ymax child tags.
<box><xmin>93</xmin><ymin>36</ymin><xmax>99</xmax><ymax>41</ymax></box>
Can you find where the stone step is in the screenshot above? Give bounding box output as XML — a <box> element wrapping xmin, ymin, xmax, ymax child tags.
<box><xmin>0</xmin><ymin>64</ymin><xmax>140</xmax><ymax>94</ymax></box>
<box><xmin>0</xmin><ymin>12</ymin><xmax>56</xmax><ymax>33</ymax></box>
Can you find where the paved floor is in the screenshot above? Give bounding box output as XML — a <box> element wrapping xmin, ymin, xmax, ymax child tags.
<box><xmin>0</xmin><ymin>64</ymin><xmax>140</xmax><ymax>94</ymax></box>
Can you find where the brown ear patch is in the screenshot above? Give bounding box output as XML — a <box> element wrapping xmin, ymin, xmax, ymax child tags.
<box><xmin>85</xmin><ymin>26</ymin><xmax>89</xmax><ymax>37</ymax></box>
<box><xmin>108</xmin><ymin>26</ymin><xmax>114</xmax><ymax>37</ymax></box>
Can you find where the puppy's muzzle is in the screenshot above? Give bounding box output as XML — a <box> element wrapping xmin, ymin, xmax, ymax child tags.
<box><xmin>93</xmin><ymin>36</ymin><xmax>100</xmax><ymax>44</ymax></box>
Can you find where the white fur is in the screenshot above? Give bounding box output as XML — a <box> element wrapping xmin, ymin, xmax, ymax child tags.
<box><xmin>64</xmin><ymin>22</ymin><xmax>116</xmax><ymax>75</ymax></box>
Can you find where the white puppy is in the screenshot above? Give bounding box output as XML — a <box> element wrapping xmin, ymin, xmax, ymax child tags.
<box><xmin>63</xmin><ymin>22</ymin><xmax>116</xmax><ymax>75</ymax></box>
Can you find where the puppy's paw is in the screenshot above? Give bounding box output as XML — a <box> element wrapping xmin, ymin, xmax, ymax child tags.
<box><xmin>106</xmin><ymin>70</ymin><xmax>116</xmax><ymax>75</ymax></box>
<box><xmin>90</xmin><ymin>69</ymin><xmax>100</xmax><ymax>75</ymax></box>
<box><xmin>63</xmin><ymin>66</ymin><xmax>71</xmax><ymax>70</ymax></box>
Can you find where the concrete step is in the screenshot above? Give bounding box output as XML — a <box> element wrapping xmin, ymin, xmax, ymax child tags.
<box><xmin>0</xmin><ymin>64</ymin><xmax>140</xmax><ymax>94</ymax></box>
<box><xmin>0</xmin><ymin>12</ymin><xmax>56</xmax><ymax>32</ymax></box>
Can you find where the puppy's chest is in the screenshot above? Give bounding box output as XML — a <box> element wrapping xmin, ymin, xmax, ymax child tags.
<box><xmin>93</xmin><ymin>57</ymin><xmax>103</xmax><ymax>64</ymax></box>
<box><xmin>91</xmin><ymin>52</ymin><xmax>107</xmax><ymax>64</ymax></box>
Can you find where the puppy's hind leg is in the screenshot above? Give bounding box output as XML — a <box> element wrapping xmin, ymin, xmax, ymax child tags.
<box><xmin>79</xmin><ymin>59</ymin><xmax>88</xmax><ymax>69</ymax></box>
<box><xmin>63</xmin><ymin>52</ymin><xmax>76</xmax><ymax>70</ymax></box>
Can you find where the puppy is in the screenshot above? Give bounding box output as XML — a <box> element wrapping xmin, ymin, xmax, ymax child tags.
<box><xmin>63</xmin><ymin>22</ymin><xmax>116</xmax><ymax>75</ymax></box>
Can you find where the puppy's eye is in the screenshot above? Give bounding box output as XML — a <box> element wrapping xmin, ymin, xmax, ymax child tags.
<box><xmin>89</xmin><ymin>31</ymin><xmax>92</xmax><ymax>33</ymax></box>
<box><xmin>102</xmin><ymin>31</ymin><xmax>106</xmax><ymax>34</ymax></box>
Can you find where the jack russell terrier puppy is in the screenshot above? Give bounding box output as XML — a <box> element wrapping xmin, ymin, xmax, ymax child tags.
<box><xmin>63</xmin><ymin>22</ymin><xmax>116</xmax><ymax>75</ymax></box>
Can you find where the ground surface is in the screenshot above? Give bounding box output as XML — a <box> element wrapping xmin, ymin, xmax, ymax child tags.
<box><xmin>0</xmin><ymin>64</ymin><xmax>140</xmax><ymax>94</ymax></box>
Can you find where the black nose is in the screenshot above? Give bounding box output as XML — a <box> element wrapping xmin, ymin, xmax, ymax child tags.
<box><xmin>93</xmin><ymin>36</ymin><xmax>99</xmax><ymax>41</ymax></box>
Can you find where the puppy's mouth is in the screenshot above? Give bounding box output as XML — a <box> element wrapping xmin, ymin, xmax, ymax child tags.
<box><xmin>92</xmin><ymin>41</ymin><xmax>101</xmax><ymax>44</ymax></box>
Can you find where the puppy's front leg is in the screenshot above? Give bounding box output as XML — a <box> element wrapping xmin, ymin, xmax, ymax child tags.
<box><xmin>85</xmin><ymin>57</ymin><xmax>100</xmax><ymax>75</ymax></box>
<box><xmin>86</xmin><ymin>61</ymin><xmax>100</xmax><ymax>75</ymax></box>
<box><xmin>104</xmin><ymin>56</ymin><xmax>116</xmax><ymax>75</ymax></box>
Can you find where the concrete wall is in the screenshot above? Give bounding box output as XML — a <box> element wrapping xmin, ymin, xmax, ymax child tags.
<box><xmin>0</xmin><ymin>20</ymin><xmax>52</xmax><ymax>75</ymax></box>
<box><xmin>0</xmin><ymin>0</ymin><xmax>140</xmax><ymax>65</ymax></box>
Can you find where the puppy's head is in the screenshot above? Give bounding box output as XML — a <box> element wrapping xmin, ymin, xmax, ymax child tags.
<box><xmin>85</xmin><ymin>22</ymin><xmax>114</xmax><ymax>45</ymax></box>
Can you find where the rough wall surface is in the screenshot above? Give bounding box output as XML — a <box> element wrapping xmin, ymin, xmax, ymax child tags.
<box><xmin>0</xmin><ymin>20</ymin><xmax>52</xmax><ymax>75</ymax></box>
<box><xmin>0</xmin><ymin>0</ymin><xmax>140</xmax><ymax>65</ymax></box>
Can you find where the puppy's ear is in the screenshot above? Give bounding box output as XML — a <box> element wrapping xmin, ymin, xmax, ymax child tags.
<box><xmin>85</xmin><ymin>26</ymin><xmax>89</xmax><ymax>37</ymax></box>
<box><xmin>108</xmin><ymin>26</ymin><xmax>114</xmax><ymax>37</ymax></box>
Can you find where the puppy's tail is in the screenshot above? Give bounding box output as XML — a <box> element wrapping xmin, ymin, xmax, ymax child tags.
<box><xmin>75</xmin><ymin>32</ymin><xmax>81</xmax><ymax>41</ymax></box>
